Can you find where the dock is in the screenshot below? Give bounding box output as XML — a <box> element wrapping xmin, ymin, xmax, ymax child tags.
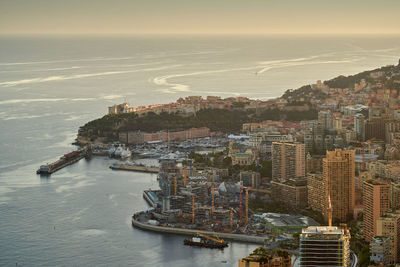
<box><xmin>109</xmin><ymin>163</ymin><xmax>159</xmax><ymax>173</ymax></box>
<box><xmin>37</xmin><ymin>148</ymin><xmax>88</xmax><ymax>175</ymax></box>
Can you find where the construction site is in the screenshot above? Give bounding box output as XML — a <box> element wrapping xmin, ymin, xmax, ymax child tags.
<box><xmin>134</xmin><ymin>158</ymin><xmax>266</xmax><ymax>238</ymax></box>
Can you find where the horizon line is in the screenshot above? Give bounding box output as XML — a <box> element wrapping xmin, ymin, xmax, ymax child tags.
<box><xmin>2</xmin><ymin>32</ymin><xmax>400</xmax><ymax>37</ymax></box>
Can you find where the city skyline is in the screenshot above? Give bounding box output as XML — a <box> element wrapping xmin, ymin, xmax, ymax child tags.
<box><xmin>1</xmin><ymin>0</ymin><xmax>400</xmax><ymax>35</ymax></box>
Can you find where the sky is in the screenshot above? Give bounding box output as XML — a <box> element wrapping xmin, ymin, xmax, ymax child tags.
<box><xmin>1</xmin><ymin>0</ymin><xmax>400</xmax><ymax>35</ymax></box>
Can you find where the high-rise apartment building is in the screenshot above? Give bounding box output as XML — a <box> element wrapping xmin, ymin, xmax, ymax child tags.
<box><xmin>354</xmin><ymin>114</ymin><xmax>365</xmax><ymax>141</ymax></box>
<box><xmin>271</xmin><ymin>178</ymin><xmax>308</xmax><ymax>209</ymax></box>
<box><xmin>272</xmin><ymin>142</ymin><xmax>305</xmax><ymax>182</ymax></box>
<box><xmin>363</xmin><ymin>180</ymin><xmax>390</xmax><ymax>242</ymax></box>
<box><xmin>307</xmin><ymin>173</ymin><xmax>326</xmax><ymax>216</ymax></box>
<box><xmin>300</xmin><ymin>226</ymin><xmax>351</xmax><ymax>267</ymax></box>
<box><xmin>323</xmin><ymin>149</ymin><xmax>355</xmax><ymax>222</ymax></box>
<box><xmin>318</xmin><ymin>110</ymin><xmax>333</xmax><ymax>131</ymax></box>
<box><xmin>391</xmin><ymin>182</ymin><xmax>400</xmax><ymax>210</ymax></box>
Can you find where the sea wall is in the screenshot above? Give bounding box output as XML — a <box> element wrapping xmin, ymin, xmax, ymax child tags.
<box><xmin>132</xmin><ymin>213</ymin><xmax>265</xmax><ymax>244</ymax></box>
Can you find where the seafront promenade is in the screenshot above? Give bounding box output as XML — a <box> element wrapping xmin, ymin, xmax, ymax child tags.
<box><xmin>131</xmin><ymin>212</ymin><xmax>265</xmax><ymax>244</ymax></box>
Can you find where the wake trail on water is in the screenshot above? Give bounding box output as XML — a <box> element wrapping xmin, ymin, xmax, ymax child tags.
<box><xmin>0</xmin><ymin>95</ymin><xmax>123</xmax><ymax>106</ymax></box>
<box><xmin>0</xmin><ymin>56</ymin><xmax>136</xmax><ymax>66</ymax></box>
<box><xmin>0</xmin><ymin>61</ymin><xmax>168</xmax><ymax>73</ymax></box>
<box><xmin>152</xmin><ymin>53</ymin><xmax>358</xmax><ymax>94</ymax></box>
<box><xmin>0</xmin><ymin>65</ymin><xmax>181</xmax><ymax>87</ymax></box>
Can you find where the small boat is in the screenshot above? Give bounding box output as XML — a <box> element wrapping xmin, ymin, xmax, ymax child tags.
<box><xmin>120</xmin><ymin>148</ymin><xmax>132</xmax><ymax>159</ymax></box>
<box><xmin>114</xmin><ymin>146</ymin><xmax>124</xmax><ymax>157</ymax></box>
<box><xmin>184</xmin><ymin>233</ymin><xmax>228</xmax><ymax>249</ymax></box>
<box><xmin>108</xmin><ymin>146</ymin><xmax>116</xmax><ymax>157</ymax></box>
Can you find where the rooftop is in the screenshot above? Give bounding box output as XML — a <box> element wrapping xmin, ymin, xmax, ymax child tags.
<box><xmin>256</xmin><ymin>213</ymin><xmax>319</xmax><ymax>228</ymax></box>
<box><xmin>302</xmin><ymin>226</ymin><xmax>344</xmax><ymax>235</ymax></box>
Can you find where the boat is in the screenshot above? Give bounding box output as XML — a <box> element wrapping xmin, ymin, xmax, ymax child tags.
<box><xmin>114</xmin><ymin>146</ymin><xmax>124</xmax><ymax>157</ymax></box>
<box><xmin>120</xmin><ymin>148</ymin><xmax>132</xmax><ymax>159</ymax></box>
<box><xmin>183</xmin><ymin>233</ymin><xmax>228</xmax><ymax>249</ymax></box>
<box><xmin>108</xmin><ymin>146</ymin><xmax>116</xmax><ymax>157</ymax></box>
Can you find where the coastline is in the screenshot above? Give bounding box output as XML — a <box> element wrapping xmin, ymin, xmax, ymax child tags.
<box><xmin>131</xmin><ymin>212</ymin><xmax>265</xmax><ymax>244</ymax></box>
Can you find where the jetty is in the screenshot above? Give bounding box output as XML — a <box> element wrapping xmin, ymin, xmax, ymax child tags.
<box><xmin>36</xmin><ymin>148</ymin><xmax>89</xmax><ymax>175</ymax></box>
<box><xmin>109</xmin><ymin>163</ymin><xmax>159</xmax><ymax>173</ymax></box>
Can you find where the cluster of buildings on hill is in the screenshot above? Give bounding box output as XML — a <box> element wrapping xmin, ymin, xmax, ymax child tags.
<box><xmin>108</xmin><ymin>95</ymin><xmax>283</xmax><ymax>116</ymax></box>
<box><xmin>124</xmin><ymin>62</ymin><xmax>400</xmax><ymax>266</ymax></box>
<box><xmin>232</xmin><ymin>63</ymin><xmax>400</xmax><ymax>266</ymax></box>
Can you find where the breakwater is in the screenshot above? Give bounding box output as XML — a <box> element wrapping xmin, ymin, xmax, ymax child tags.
<box><xmin>132</xmin><ymin>212</ymin><xmax>265</xmax><ymax>244</ymax></box>
<box><xmin>110</xmin><ymin>164</ymin><xmax>159</xmax><ymax>173</ymax></box>
<box><xmin>36</xmin><ymin>149</ymin><xmax>87</xmax><ymax>175</ymax></box>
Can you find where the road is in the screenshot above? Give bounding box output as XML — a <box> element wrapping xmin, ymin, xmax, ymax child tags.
<box><xmin>351</xmin><ymin>250</ymin><xmax>358</xmax><ymax>267</ymax></box>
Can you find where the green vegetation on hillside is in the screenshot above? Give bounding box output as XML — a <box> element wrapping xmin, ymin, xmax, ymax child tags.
<box><xmin>79</xmin><ymin>107</ymin><xmax>318</xmax><ymax>141</ymax></box>
<box><xmin>324</xmin><ymin>64</ymin><xmax>399</xmax><ymax>89</ymax></box>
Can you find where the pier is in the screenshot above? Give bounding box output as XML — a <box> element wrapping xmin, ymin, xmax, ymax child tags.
<box><xmin>109</xmin><ymin>163</ymin><xmax>159</xmax><ymax>173</ymax></box>
<box><xmin>36</xmin><ymin>148</ymin><xmax>88</xmax><ymax>175</ymax></box>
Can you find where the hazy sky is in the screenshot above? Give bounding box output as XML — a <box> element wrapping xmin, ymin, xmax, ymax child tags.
<box><xmin>1</xmin><ymin>0</ymin><xmax>400</xmax><ymax>35</ymax></box>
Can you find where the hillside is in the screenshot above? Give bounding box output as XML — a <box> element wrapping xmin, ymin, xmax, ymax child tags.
<box><xmin>78</xmin><ymin>108</ymin><xmax>317</xmax><ymax>143</ymax></box>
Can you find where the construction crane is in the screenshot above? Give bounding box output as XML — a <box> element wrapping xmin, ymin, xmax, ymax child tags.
<box><xmin>183</xmin><ymin>167</ymin><xmax>187</xmax><ymax>187</ymax></box>
<box><xmin>245</xmin><ymin>188</ymin><xmax>249</xmax><ymax>224</ymax></box>
<box><xmin>192</xmin><ymin>195</ymin><xmax>195</xmax><ymax>224</ymax></box>
<box><xmin>211</xmin><ymin>183</ymin><xmax>215</xmax><ymax>215</ymax></box>
<box><xmin>196</xmin><ymin>233</ymin><xmax>225</xmax><ymax>244</ymax></box>
<box><xmin>239</xmin><ymin>186</ymin><xmax>243</xmax><ymax>220</ymax></box>
<box><xmin>327</xmin><ymin>194</ymin><xmax>333</xmax><ymax>227</ymax></box>
<box><xmin>174</xmin><ymin>175</ymin><xmax>177</xmax><ymax>195</ymax></box>
<box><xmin>230</xmin><ymin>208</ymin><xmax>233</xmax><ymax>228</ymax></box>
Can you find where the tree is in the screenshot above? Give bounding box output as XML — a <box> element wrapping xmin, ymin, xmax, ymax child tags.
<box><xmin>260</xmin><ymin>160</ymin><xmax>272</xmax><ymax>178</ymax></box>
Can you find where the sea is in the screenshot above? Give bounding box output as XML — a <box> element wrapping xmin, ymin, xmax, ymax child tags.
<box><xmin>0</xmin><ymin>34</ymin><xmax>399</xmax><ymax>266</ymax></box>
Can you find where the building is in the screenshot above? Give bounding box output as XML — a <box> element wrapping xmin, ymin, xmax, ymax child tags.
<box><xmin>354</xmin><ymin>113</ymin><xmax>365</xmax><ymax>141</ymax></box>
<box><xmin>239</xmin><ymin>247</ymin><xmax>291</xmax><ymax>267</ymax></box>
<box><xmin>299</xmin><ymin>226</ymin><xmax>351</xmax><ymax>267</ymax></box>
<box><xmin>307</xmin><ymin>173</ymin><xmax>326</xmax><ymax>216</ymax></box>
<box><xmin>240</xmin><ymin>171</ymin><xmax>261</xmax><ymax>189</ymax></box>
<box><xmin>119</xmin><ymin>127</ymin><xmax>211</xmax><ymax>144</ymax></box>
<box><xmin>318</xmin><ymin>110</ymin><xmax>333</xmax><ymax>131</ymax></box>
<box><xmin>306</xmin><ymin>154</ymin><xmax>324</xmax><ymax>173</ymax></box>
<box><xmin>249</xmin><ymin>133</ymin><xmax>294</xmax><ymax>155</ymax></box>
<box><xmin>365</xmin><ymin>118</ymin><xmax>386</xmax><ymax>141</ymax></box>
<box><xmin>272</xmin><ymin>142</ymin><xmax>305</xmax><ymax>182</ymax></box>
<box><xmin>362</xmin><ymin>180</ymin><xmax>390</xmax><ymax>242</ymax></box>
<box><xmin>271</xmin><ymin>179</ymin><xmax>308</xmax><ymax>209</ymax></box>
<box><xmin>108</xmin><ymin>103</ymin><xmax>130</xmax><ymax>114</ymax></box>
<box><xmin>370</xmin><ymin>236</ymin><xmax>391</xmax><ymax>266</ymax></box>
<box><xmin>323</xmin><ymin>149</ymin><xmax>355</xmax><ymax>222</ymax></box>
<box><xmin>376</xmin><ymin>210</ymin><xmax>400</xmax><ymax>264</ymax></box>
<box><xmin>231</xmin><ymin>152</ymin><xmax>254</xmax><ymax>166</ymax></box>
<box><xmin>391</xmin><ymin>182</ymin><xmax>400</xmax><ymax>210</ymax></box>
